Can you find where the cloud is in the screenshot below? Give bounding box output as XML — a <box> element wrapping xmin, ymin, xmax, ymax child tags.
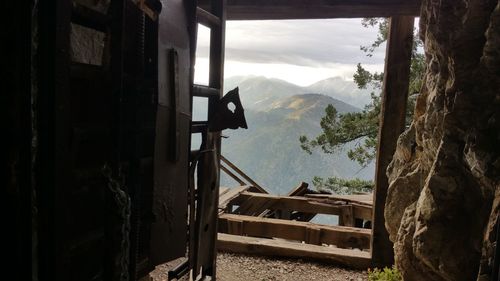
<box><xmin>196</xmin><ymin>19</ymin><xmax>387</xmax><ymax>67</ymax></box>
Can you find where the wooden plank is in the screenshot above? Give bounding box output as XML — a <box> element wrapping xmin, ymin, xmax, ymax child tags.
<box><xmin>371</xmin><ymin>16</ymin><xmax>414</xmax><ymax>268</ymax></box>
<box><xmin>192</xmin><ymin>84</ymin><xmax>220</xmax><ymax>98</ymax></box>
<box><xmin>339</xmin><ymin>205</ymin><xmax>355</xmax><ymax>227</ymax></box>
<box><xmin>71</xmin><ymin>2</ymin><xmax>110</xmax><ymax>32</ymax></box>
<box><xmin>352</xmin><ymin>203</ymin><xmax>372</xmax><ymax>222</ymax></box>
<box><xmin>288</xmin><ymin>181</ymin><xmax>309</xmax><ymax>196</ymax></box>
<box><xmin>306</xmin><ymin>226</ymin><xmax>321</xmax><ymax>245</ymax></box>
<box><xmin>220</xmin><ymin>155</ymin><xmax>268</xmax><ymax>193</ymax></box>
<box><xmin>236</xmin><ymin>195</ymin><xmax>276</xmax><ymax>216</ymax></box>
<box><xmin>227</xmin><ymin>219</ymin><xmax>243</xmax><ymax>235</ymax></box>
<box><xmin>199</xmin><ymin>0</ymin><xmax>421</xmax><ymax>20</ymax></box>
<box><xmin>219</xmin><ymin>187</ymin><xmax>229</xmax><ymax>197</ymax></box>
<box><xmin>306</xmin><ymin>193</ymin><xmax>373</xmax><ymax>206</ymax></box>
<box><xmin>219</xmin><ymin>214</ymin><xmax>371</xmax><ymax>249</ymax></box>
<box><xmin>218</xmin><ymin>185</ymin><xmax>251</xmax><ymax>212</ymax></box>
<box><xmin>197</xmin><ymin>7</ymin><xmax>221</xmax><ymax>28</ymax></box>
<box><xmin>220</xmin><ymin>164</ymin><xmax>246</xmax><ymax>186</ymax></box>
<box><xmin>196</xmin><ymin>0</ymin><xmax>226</xmax><ymax>280</ymax></box>
<box><xmin>236</xmin><ymin>192</ymin><xmax>372</xmax><ymax>221</ymax></box>
<box><xmin>258</xmin><ymin>182</ymin><xmax>309</xmax><ymax>218</ymax></box>
<box><xmin>237</xmin><ymin>192</ymin><xmax>344</xmax><ymax>216</ymax></box>
<box><xmin>217</xmin><ymin>233</ymin><xmax>371</xmax><ymax>269</ymax></box>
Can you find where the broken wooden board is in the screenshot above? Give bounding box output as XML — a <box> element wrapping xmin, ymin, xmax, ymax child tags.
<box><xmin>218</xmin><ymin>186</ymin><xmax>251</xmax><ymax>214</ymax></box>
<box><xmin>217</xmin><ymin>233</ymin><xmax>371</xmax><ymax>269</ymax></box>
<box><xmin>234</xmin><ymin>192</ymin><xmax>372</xmax><ymax>221</ymax></box>
<box><xmin>219</xmin><ymin>214</ymin><xmax>371</xmax><ymax>249</ymax></box>
<box><xmin>305</xmin><ymin>193</ymin><xmax>373</xmax><ymax>223</ymax></box>
<box><xmin>220</xmin><ymin>155</ymin><xmax>268</xmax><ymax>193</ymax></box>
<box><xmin>305</xmin><ymin>193</ymin><xmax>373</xmax><ymax>206</ymax></box>
<box><xmin>258</xmin><ymin>182</ymin><xmax>311</xmax><ymax>219</ymax></box>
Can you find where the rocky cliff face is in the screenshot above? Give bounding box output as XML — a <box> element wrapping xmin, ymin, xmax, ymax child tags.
<box><xmin>385</xmin><ymin>1</ymin><xmax>500</xmax><ymax>280</ymax></box>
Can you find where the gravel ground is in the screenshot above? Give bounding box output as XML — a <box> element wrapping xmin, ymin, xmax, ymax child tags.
<box><xmin>151</xmin><ymin>253</ymin><xmax>368</xmax><ymax>281</ymax></box>
<box><xmin>217</xmin><ymin>253</ymin><xmax>368</xmax><ymax>281</ymax></box>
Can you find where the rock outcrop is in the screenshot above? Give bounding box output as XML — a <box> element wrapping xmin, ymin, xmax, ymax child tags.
<box><xmin>385</xmin><ymin>0</ymin><xmax>500</xmax><ymax>280</ymax></box>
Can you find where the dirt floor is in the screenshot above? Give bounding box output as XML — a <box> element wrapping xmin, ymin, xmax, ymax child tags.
<box><xmin>150</xmin><ymin>253</ymin><xmax>368</xmax><ymax>281</ymax></box>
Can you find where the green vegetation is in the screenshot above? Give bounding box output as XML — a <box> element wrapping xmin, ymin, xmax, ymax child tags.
<box><xmin>300</xmin><ymin>18</ymin><xmax>424</xmax><ymax>194</ymax></box>
<box><xmin>368</xmin><ymin>266</ymin><xmax>402</xmax><ymax>281</ymax></box>
<box><xmin>312</xmin><ymin>176</ymin><xmax>373</xmax><ymax>195</ymax></box>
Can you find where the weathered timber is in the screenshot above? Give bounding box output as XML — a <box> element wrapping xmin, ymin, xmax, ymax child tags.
<box><xmin>235</xmin><ymin>192</ymin><xmax>345</xmax><ymax>216</ymax></box>
<box><xmin>236</xmin><ymin>194</ymin><xmax>277</xmax><ymax>216</ymax></box>
<box><xmin>191</xmin><ymin>0</ymin><xmax>227</xmax><ymax>277</ymax></box>
<box><xmin>371</xmin><ymin>16</ymin><xmax>414</xmax><ymax>268</ymax></box>
<box><xmin>235</xmin><ymin>192</ymin><xmax>371</xmax><ymax>221</ymax></box>
<box><xmin>220</xmin><ymin>164</ymin><xmax>246</xmax><ymax>186</ymax></box>
<box><xmin>287</xmin><ymin>181</ymin><xmax>309</xmax><ymax>196</ymax></box>
<box><xmin>219</xmin><ymin>187</ymin><xmax>229</xmax><ymax>196</ymax></box>
<box><xmin>217</xmin><ymin>233</ymin><xmax>371</xmax><ymax>269</ymax></box>
<box><xmin>218</xmin><ymin>186</ymin><xmax>251</xmax><ymax>213</ymax></box>
<box><xmin>199</xmin><ymin>0</ymin><xmax>421</xmax><ymax>20</ymax></box>
<box><xmin>220</xmin><ymin>155</ymin><xmax>267</xmax><ymax>193</ymax></box>
<box><xmin>306</xmin><ymin>193</ymin><xmax>373</xmax><ymax>206</ymax></box>
<box><xmin>196</xmin><ymin>7</ymin><xmax>221</xmax><ymax>28</ymax></box>
<box><xmin>259</xmin><ymin>182</ymin><xmax>309</xmax><ymax>218</ymax></box>
<box><xmin>219</xmin><ymin>214</ymin><xmax>371</xmax><ymax>249</ymax></box>
<box><xmin>339</xmin><ymin>205</ymin><xmax>355</xmax><ymax>227</ymax></box>
<box><xmin>284</xmin><ymin>182</ymin><xmax>317</xmax><ymax>221</ymax></box>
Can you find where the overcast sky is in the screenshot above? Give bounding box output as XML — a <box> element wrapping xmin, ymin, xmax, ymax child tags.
<box><xmin>194</xmin><ymin>19</ymin><xmax>387</xmax><ymax>86</ymax></box>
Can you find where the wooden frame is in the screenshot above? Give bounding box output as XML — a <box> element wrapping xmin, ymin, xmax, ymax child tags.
<box><xmin>233</xmin><ymin>192</ymin><xmax>372</xmax><ymax>222</ymax></box>
<box><xmin>207</xmin><ymin>0</ymin><xmax>418</xmax><ymax>271</ymax></box>
<box><xmin>219</xmin><ymin>214</ymin><xmax>371</xmax><ymax>249</ymax></box>
<box><xmin>218</xmin><ymin>233</ymin><xmax>371</xmax><ymax>269</ymax></box>
<box><xmin>214</xmin><ymin>14</ymin><xmax>416</xmax><ymax>268</ymax></box>
<box><xmin>200</xmin><ymin>0</ymin><xmax>421</xmax><ymax>20</ymax></box>
<box><xmin>371</xmin><ymin>16</ymin><xmax>414</xmax><ymax>267</ymax></box>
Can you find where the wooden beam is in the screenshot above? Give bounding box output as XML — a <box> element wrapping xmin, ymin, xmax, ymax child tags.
<box><xmin>219</xmin><ymin>214</ymin><xmax>371</xmax><ymax>249</ymax></box>
<box><xmin>304</xmin><ymin>194</ymin><xmax>373</xmax><ymax>223</ymax></box>
<box><xmin>217</xmin><ymin>233</ymin><xmax>371</xmax><ymax>269</ymax></box>
<box><xmin>306</xmin><ymin>193</ymin><xmax>373</xmax><ymax>206</ymax></box>
<box><xmin>339</xmin><ymin>205</ymin><xmax>355</xmax><ymax>227</ymax></box>
<box><xmin>200</xmin><ymin>0</ymin><xmax>422</xmax><ymax>20</ymax></box>
<box><xmin>196</xmin><ymin>7</ymin><xmax>221</xmax><ymax>28</ymax></box>
<box><xmin>287</xmin><ymin>181</ymin><xmax>309</xmax><ymax>196</ymax></box>
<box><xmin>220</xmin><ymin>155</ymin><xmax>267</xmax><ymax>193</ymax></box>
<box><xmin>218</xmin><ymin>185</ymin><xmax>251</xmax><ymax>213</ymax></box>
<box><xmin>235</xmin><ymin>192</ymin><xmax>372</xmax><ymax>221</ymax></box>
<box><xmin>259</xmin><ymin>182</ymin><xmax>309</xmax><ymax>218</ymax></box>
<box><xmin>220</xmin><ymin>164</ymin><xmax>246</xmax><ymax>186</ymax></box>
<box><xmin>371</xmin><ymin>16</ymin><xmax>414</xmax><ymax>268</ymax></box>
<box><xmin>236</xmin><ymin>192</ymin><xmax>346</xmax><ymax>216</ymax></box>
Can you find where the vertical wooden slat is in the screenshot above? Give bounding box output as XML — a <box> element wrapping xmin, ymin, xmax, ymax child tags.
<box><xmin>371</xmin><ymin>16</ymin><xmax>414</xmax><ymax>268</ymax></box>
<box><xmin>206</xmin><ymin>0</ymin><xmax>226</xmax><ymax>278</ymax></box>
<box><xmin>340</xmin><ymin>205</ymin><xmax>355</xmax><ymax>227</ymax></box>
<box><xmin>306</xmin><ymin>227</ymin><xmax>322</xmax><ymax>245</ymax></box>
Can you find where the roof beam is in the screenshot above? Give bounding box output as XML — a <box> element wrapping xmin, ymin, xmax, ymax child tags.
<box><xmin>211</xmin><ymin>0</ymin><xmax>422</xmax><ymax>20</ymax></box>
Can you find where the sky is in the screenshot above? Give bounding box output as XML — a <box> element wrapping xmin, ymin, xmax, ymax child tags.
<box><xmin>194</xmin><ymin>19</ymin><xmax>387</xmax><ymax>87</ymax></box>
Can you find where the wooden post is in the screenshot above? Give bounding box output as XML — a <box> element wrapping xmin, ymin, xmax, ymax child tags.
<box><xmin>340</xmin><ymin>205</ymin><xmax>355</xmax><ymax>227</ymax></box>
<box><xmin>371</xmin><ymin>16</ymin><xmax>414</xmax><ymax>268</ymax></box>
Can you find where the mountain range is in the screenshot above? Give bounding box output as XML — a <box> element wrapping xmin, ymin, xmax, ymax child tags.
<box><xmin>196</xmin><ymin>76</ymin><xmax>377</xmax><ymax>195</ymax></box>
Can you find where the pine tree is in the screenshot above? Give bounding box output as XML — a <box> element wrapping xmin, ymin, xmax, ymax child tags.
<box><xmin>300</xmin><ymin>18</ymin><xmax>425</xmax><ymax>194</ymax></box>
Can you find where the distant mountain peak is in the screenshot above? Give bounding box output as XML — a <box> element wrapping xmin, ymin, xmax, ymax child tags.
<box><xmin>268</xmin><ymin>93</ymin><xmax>360</xmax><ymax>120</ymax></box>
<box><xmin>224</xmin><ymin>75</ymin><xmax>372</xmax><ymax>109</ymax></box>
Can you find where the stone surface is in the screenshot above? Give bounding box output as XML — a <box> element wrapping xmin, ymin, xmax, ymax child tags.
<box><xmin>385</xmin><ymin>0</ymin><xmax>500</xmax><ymax>280</ymax></box>
<box><xmin>70</xmin><ymin>0</ymin><xmax>110</xmax><ymax>65</ymax></box>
